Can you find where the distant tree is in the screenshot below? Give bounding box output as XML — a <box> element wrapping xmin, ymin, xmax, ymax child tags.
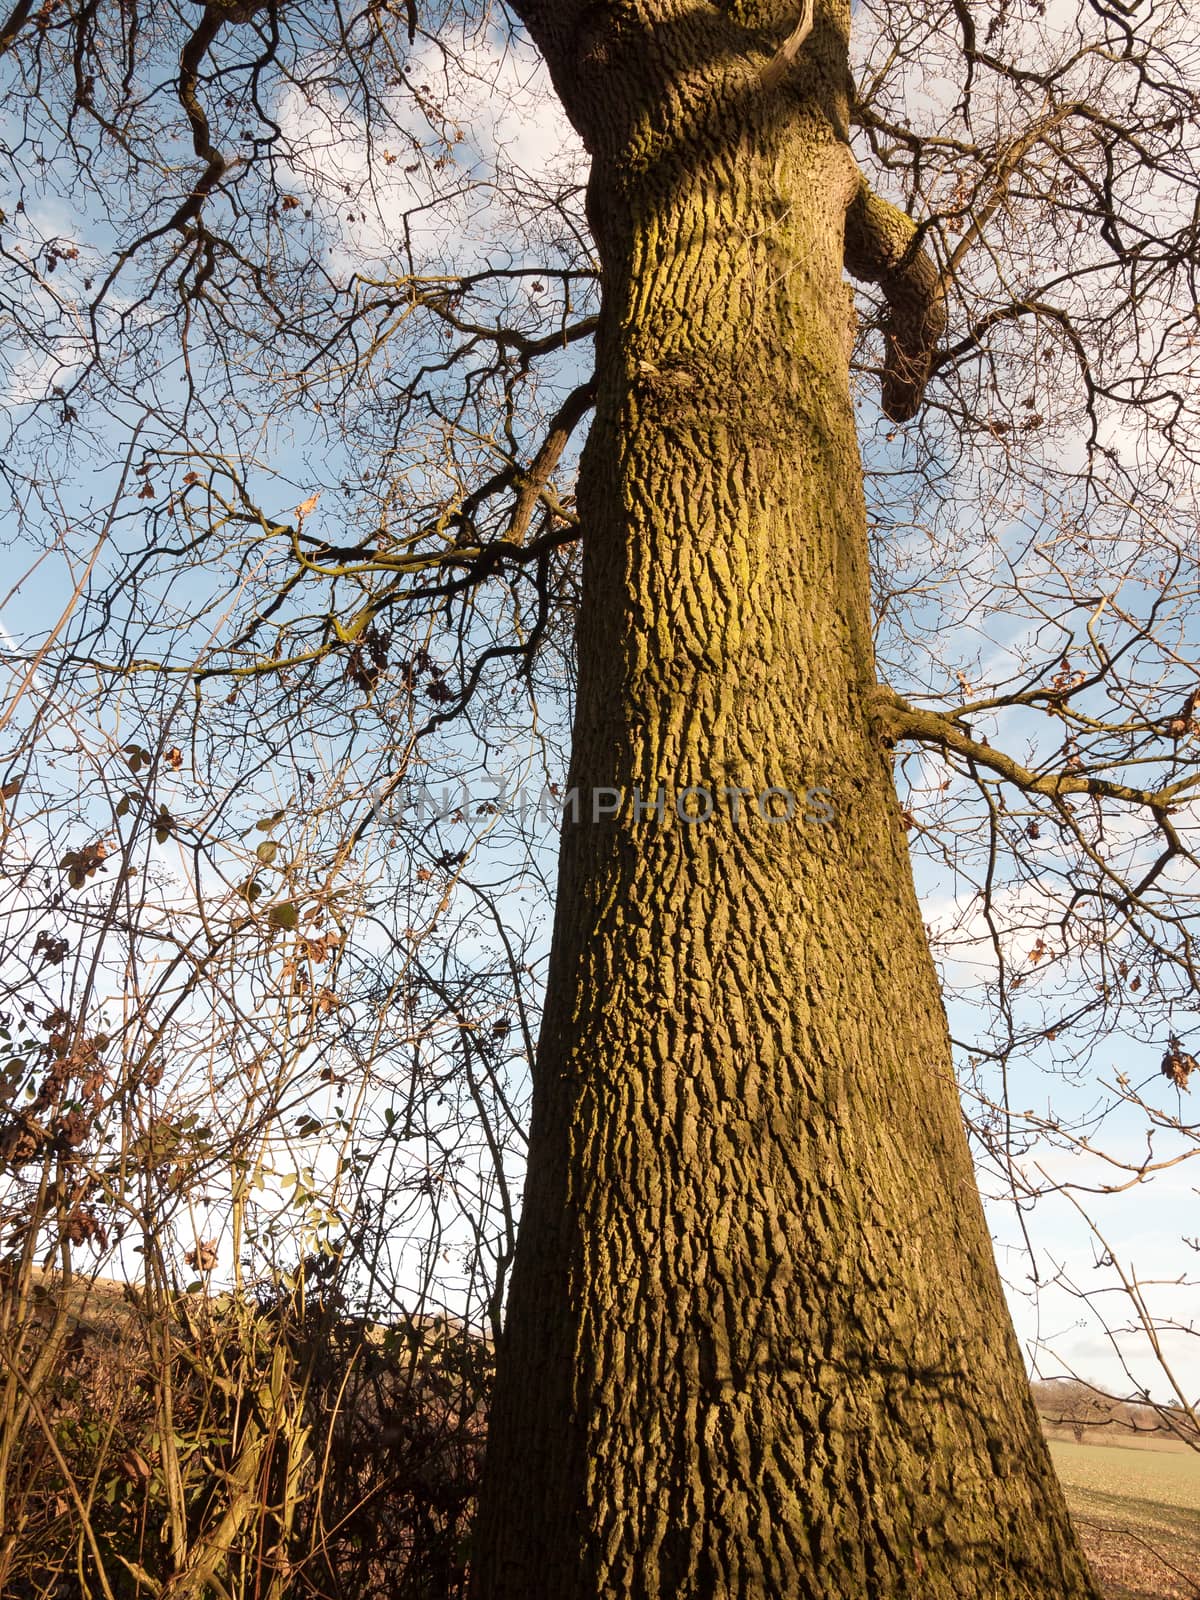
<box><xmin>1037</xmin><ymin>1379</ymin><xmax>1112</xmax><ymax>1445</ymax></box>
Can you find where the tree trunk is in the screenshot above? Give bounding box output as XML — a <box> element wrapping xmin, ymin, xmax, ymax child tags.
<box><xmin>471</xmin><ymin>5</ymin><xmax>1099</xmax><ymax>1595</ymax></box>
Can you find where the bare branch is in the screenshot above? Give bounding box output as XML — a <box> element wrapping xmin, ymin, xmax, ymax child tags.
<box><xmin>844</xmin><ymin>177</ymin><xmax>946</xmax><ymax>421</ymax></box>
<box><xmin>871</xmin><ymin>685</ymin><xmax>1200</xmax><ymax>815</ymax></box>
<box><xmin>759</xmin><ymin>0</ymin><xmax>815</xmax><ymax>91</ymax></box>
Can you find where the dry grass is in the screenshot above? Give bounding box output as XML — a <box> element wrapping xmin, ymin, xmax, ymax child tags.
<box><xmin>1049</xmin><ymin>1439</ymin><xmax>1200</xmax><ymax>1600</ymax></box>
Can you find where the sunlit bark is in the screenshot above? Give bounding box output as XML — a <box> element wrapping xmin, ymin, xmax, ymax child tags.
<box><xmin>471</xmin><ymin>5</ymin><xmax>1099</xmax><ymax>1594</ymax></box>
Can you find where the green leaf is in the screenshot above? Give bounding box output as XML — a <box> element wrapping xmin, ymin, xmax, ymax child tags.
<box><xmin>256</xmin><ymin>839</ymin><xmax>279</xmax><ymax>865</ymax></box>
<box><xmin>269</xmin><ymin>901</ymin><xmax>299</xmax><ymax>930</ymax></box>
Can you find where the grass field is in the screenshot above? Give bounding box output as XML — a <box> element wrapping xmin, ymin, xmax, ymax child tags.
<box><xmin>1049</xmin><ymin>1439</ymin><xmax>1200</xmax><ymax>1599</ymax></box>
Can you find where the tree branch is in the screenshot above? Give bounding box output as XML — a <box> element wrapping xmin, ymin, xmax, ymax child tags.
<box><xmin>0</xmin><ymin>0</ymin><xmax>33</xmax><ymax>62</ymax></box>
<box><xmin>502</xmin><ymin>377</ymin><xmax>595</xmax><ymax>545</ymax></box>
<box><xmin>870</xmin><ymin>685</ymin><xmax>1199</xmax><ymax>816</ymax></box>
<box><xmin>759</xmin><ymin>0</ymin><xmax>815</xmax><ymax>90</ymax></box>
<box><xmin>844</xmin><ymin>178</ymin><xmax>946</xmax><ymax>422</ymax></box>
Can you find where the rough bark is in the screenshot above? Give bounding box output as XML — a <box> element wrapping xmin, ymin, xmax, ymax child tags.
<box><xmin>844</xmin><ymin>179</ymin><xmax>946</xmax><ymax>423</ymax></box>
<box><xmin>471</xmin><ymin>4</ymin><xmax>1099</xmax><ymax>1596</ymax></box>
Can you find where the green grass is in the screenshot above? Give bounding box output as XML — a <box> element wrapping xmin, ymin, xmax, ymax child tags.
<box><xmin>1048</xmin><ymin>1439</ymin><xmax>1200</xmax><ymax>1600</ymax></box>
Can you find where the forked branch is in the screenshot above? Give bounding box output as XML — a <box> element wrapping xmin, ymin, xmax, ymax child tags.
<box><xmin>871</xmin><ymin>685</ymin><xmax>1199</xmax><ymax>817</ymax></box>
